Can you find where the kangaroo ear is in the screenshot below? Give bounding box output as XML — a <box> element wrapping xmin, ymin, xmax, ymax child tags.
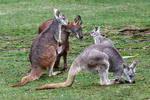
<box><xmin>95</xmin><ymin>26</ymin><xmax>100</xmax><ymax>33</ymax></box>
<box><xmin>130</xmin><ymin>61</ymin><xmax>137</xmax><ymax>69</ymax></box>
<box><xmin>54</xmin><ymin>8</ymin><xmax>60</xmax><ymax>19</ymax></box>
<box><xmin>74</xmin><ymin>15</ymin><xmax>82</xmax><ymax>25</ymax></box>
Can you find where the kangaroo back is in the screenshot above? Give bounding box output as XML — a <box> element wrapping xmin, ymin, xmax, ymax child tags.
<box><xmin>88</xmin><ymin>44</ymin><xmax>124</xmax><ymax>71</ymax></box>
<box><xmin>38</xmin><ymin>19</ymin><xmax>53</xmax><ymax>34</ymax></box>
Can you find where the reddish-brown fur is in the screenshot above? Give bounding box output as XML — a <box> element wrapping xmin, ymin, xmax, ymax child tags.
<box><xmin>38</xmin><ymin>16</ymin><xmax>82</xmax><ymax>70</ymax></box>
<box><xmin>38</xmin><ymin>20</ymin><xmax>53</xmax><ymax>34</ymax></box>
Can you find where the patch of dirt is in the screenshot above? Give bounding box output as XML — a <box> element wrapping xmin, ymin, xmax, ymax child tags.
<box><xmin>117</xmin><ymin>46</ymin><xmax>150</xmax><ymax>50</ymax></box>
<box><xmin>132</xmin><ymin>38</ymin><xmax>148</xmax><ymax>42</ymax></box>
<box><xmin>0</xmin><ymin>48</ymin><xmax>29</xmax><ymax>52</ymax></box>
<box><xmin>82</xmin><ymin>25</ymin><xmax>150</xmax><ymax>36</ymax></box>
<box><xmin>144</xmin><ymin>66</ymin><xmax>150</xmax><ymax>69</ymax></box>
<box><xmin>0</xmin><ymin>35</ymin><xmax>19</xmax><ymax>39</ymax></box>
<box><xmin>82</xmin><ymin>25</ymin><xmax>92</xmax><ymax>29</ymax></box>
<box><xmin>104</xmin><ymin>26</ymin><xmax>150</xmax><ymax>35</ymax></box>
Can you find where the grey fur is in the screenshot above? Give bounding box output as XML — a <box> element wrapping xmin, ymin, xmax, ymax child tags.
<box><xmin>68</xmin><ymin>43</ymin><xmax>137</xmax><ymax>85</ymax></box>
<box><xmin>90</xmin><ymin>26</ymin><xmax>114</xmax><ymax>47</ymax></box>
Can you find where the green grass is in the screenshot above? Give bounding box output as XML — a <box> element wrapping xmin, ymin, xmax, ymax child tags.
<box><xmin>0</xmin><ymin>0</ymin><xmax>150</xmax><ymax>100</ymax></box>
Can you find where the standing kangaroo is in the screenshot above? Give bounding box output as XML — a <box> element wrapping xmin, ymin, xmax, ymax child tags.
<box><xmin>13</xmin><ymin>8</ymin><xmax>69</xmax><ymax>87</ymax></box>
<box><xmin>90</xmin><ymin>26</ymin><xmax>114</xmax><ymax>47</ymax></box>
<box><xmin>36</xmin><ymin>43</ymin><xmax>137</xmax><ymax>90</ymax></box>
<box><xmin>38</xmin><ymin>15</ymin><xmax>83</xmax><ymax>70</ymax></box>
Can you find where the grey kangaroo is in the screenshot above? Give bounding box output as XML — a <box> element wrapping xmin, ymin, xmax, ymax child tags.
<box><xmin>90</xmin><ymin>26</ymin><xmax>135</xmax><ymax>59</ymax></box>
<box><xmin>36</xmin><ymin>43</ymin><xmax>137</xmax><ymax>90</ymax></box>
<box><xmin>90</xmin><ymin>26</ymin><xmax>114</xmax><ymax>47</ymax></box>
<box><xmin>13</xmin><ymin>8</ymin><xmax>69</xmax><ymax>87</ymax></box>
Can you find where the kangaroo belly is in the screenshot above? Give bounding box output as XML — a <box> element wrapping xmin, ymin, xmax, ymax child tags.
<box><xmin>86</xmin><ymin>51</ymin><xmax>109</xmax><ymax>74</ymax></box>
<box><xmin>87</xmin><ymin>63</ymin><xmax>109</xmax><ymax>74</ymax></box>
<box><xmin>31</xmin><ymin>45</ymin><xmax>56</xmax><ymax>70</ymax></box>
<box><xmin>88</xmin><ymin>67</ymin><xmax>99</xmax><ymax>74</ymax></box>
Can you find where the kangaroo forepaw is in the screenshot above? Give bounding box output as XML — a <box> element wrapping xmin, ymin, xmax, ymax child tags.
<box><xmin>48</xmin><ymin>71</ymin><xmax>63</xmax><ymax>77</ymax></box>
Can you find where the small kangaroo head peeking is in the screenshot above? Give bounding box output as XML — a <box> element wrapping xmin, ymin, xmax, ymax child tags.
<box><xmin>90</xmin><ymin>26</ymin><xmax>100</xmax><ymax>37</ymax></box>
<box><xmin>123</xmin><ymin>61</ymin><xmax>137</xmax><ymax>83</ymax></box>
<box><xmin>54</xmin><ymin>8</ymin><xmax>68</xmax><ymax>25</ymax></box>
<box><xmin>74</xmin><ymin>15</ymin><xmax>82</xmax><ymax>25</ymax></box>
<box><xmin>69</xmin><ymin>15</ymin><xmax>83</xmax><ymax>39</ymax></box>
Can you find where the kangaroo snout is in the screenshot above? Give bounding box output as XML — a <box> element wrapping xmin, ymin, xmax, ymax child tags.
<box><xmin>76</xmin><ymin>34</ymin><xmax>83</xmax><ymax>39</ymax></box>
<box><xmin>79</xmin><ymin>35</ymin><xmax>83</xmax><ymax>39</ymax></box>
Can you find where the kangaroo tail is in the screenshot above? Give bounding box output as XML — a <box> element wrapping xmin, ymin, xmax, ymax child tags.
<box><xmin>12</xmin><ymin>67</ymin><xmax>42</xmax><ymax>87</ymax></box>
<box><xmin>36</xmin><ymin>74</ymin><xmax>75</xmax><ymax>90</ymax></box>
<box><xmin>36</xmin><ymin>62</ymin><xmax>80</xmax><ymax>90</ymax></box>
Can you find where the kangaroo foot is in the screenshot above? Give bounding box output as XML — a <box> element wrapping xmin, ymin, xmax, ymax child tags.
<box><xmin>61</xmin><ymin>66</ymin><xmax>68</xmax><ymax>71</ymax></box>
<box><xmin>105</xmin><ymin>80</ymin><xmax>115</xmax><ymax>85</ymax></box>
<box><xmin>101</xmin><ymin>80</ymin><xmax>115</xmax><ymax>86</ymax></box>
<box><xmin>54</xmin><ymin>65</ymin><xmax>60</xmax><ymax>68</ymax></box>
<box><xmin>48</xmin><ymin>71</ymin><xmax>63</xmax><ymax>77</ymax></box>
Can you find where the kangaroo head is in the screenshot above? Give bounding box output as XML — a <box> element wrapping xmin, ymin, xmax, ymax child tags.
<box><xmin>68</xmin><ymin>15</ymin><xmax>83</xmax><ymax>39</ymax></box>
<box><xmin>54</xmin><ymin>8</ymin><xmax>68</xmax><ymax>25</ymax></box>
<box><xmin>74</xmin><ymin>15</ymin><xmax>82</xmax><ymax>25</ymax></box>
<box><xmin>90</xmin><ymin>26</ymin><xmax>100</xmax><ymax>37</ymax></box>
<box><xmin>123</xmin><ymin>61</ymin><xmax>137</xmax><ymax>83</ymax></box>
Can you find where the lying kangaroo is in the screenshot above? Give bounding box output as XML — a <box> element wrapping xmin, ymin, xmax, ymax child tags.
<box><xmin>36</xmin><ymin>43</ymin><xmax>137</xmax><ymax>90</ymax></box>
<box><xmin>13</xmin><ymin>8</ymin><xmax>69</xmax><ymax>87</ymax></box>
<box><xmin>38</xmin><ymin>15</ymin><xmax>83</xmax><ymax>70</ymax></box>
<box><xmin>90</xmin><ymin>26</ymin><xmax>114</xmax><ymax>47</ymax></box>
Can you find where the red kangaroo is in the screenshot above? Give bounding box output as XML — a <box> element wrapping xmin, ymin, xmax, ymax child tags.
<box><xmin>38</xmin><ymin>15</ymin><xmax>83</xmax><ymax>71</ymax></box>
<box><xmin>12</xmin><ymin>8</ymin><xmax>69</xmax><ymax>87</ymax></box>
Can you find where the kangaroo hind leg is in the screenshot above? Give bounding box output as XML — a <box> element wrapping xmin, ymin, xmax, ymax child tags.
<box><xmin>99</xmin><ymin>63</ymin><xmax>115</xmax><ymax>85</ymax></box>
<box><xmin>36</xmin><ymin>61</ymin><xmax>82</xmax><ymax>90</ymax></box>
<box><xmin>12</xmin><ymin>67</ymin><xmax>42</xmax><ymax>87</ymax></box>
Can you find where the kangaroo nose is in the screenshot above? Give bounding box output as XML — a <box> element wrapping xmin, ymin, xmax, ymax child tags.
<box><xmin>132</xmin><ymin>80</ymin><xmax>136</xmax><ymax>84</ymax></box>
<box><xmin>80</xmin><ymin>36</ymin><xmax>83</xmax><ymax>39</ymax></box>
